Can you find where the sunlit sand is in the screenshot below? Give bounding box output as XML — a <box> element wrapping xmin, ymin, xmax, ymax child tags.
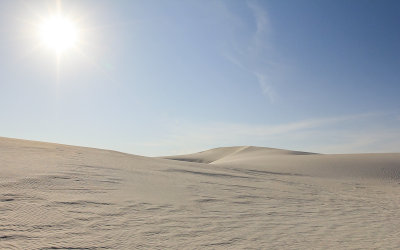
<box><xmin>1</xmin><ymin>137</ymin><xmax>399</xmax><ymax>249</ymax></box>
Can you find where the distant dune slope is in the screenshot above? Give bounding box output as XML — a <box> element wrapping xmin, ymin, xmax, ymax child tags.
<box><xmin>163</xmin><ymin>146</ymin><xmax>400</xmax><ymax>180</ymax></box>
<box><xmin>162</xmin><ymin>146</ymin><xmax>315</xmax><ymax>163</ymax></box>
<box><xmin>2</xmin><ymin>137</ymin><xmax>400</xmax><ymax>249</ymax></box>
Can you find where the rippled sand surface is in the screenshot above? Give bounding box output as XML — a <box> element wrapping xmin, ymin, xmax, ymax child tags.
<box><xmin>1</xmin><ymin>138</ymin><xmax>400</xmax><ymax>249</ymax></box>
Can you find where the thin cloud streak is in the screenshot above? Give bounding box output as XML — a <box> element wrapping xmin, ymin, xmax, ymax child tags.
<box><xmin>222</xmin><ymin>1</ymin><xmax>277</xmax><ymax>102</ymax></box>
<box><xmin>247</xmin><ymin>1</ymin><xmax>270</xmax><ymax>53</ymax></box>
<box><xmin>128</xmin><ymin>112</ymin><xmax>397</xmax><ymax>156</ymax></box>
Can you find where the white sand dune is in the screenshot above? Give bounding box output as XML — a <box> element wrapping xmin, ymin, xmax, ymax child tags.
<box><xmin>165</xmin><ymin>146</ymin><xmax>400</xmax><ymax>180</ymax></box>
<box><xmin>1</xmin><ymin>137</ymin><xmax>400</xmax><ymax>249</ymax></box>
<box><xmin>163</xmin><ymin>146</ymin><xmax>315</xmax><ymax>164</ymax></box>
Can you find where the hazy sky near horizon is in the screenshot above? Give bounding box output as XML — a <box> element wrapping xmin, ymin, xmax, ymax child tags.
<box><xmin>0</xmin><ymin>0</ymin><xmax>399</xmax><ymax>156</ymax></box>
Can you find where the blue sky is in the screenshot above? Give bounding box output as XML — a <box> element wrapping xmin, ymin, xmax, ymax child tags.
<box><xmin>0</xmin><ymin>0</ymin><xmax>399</xmax><ymax>156</ymax></box>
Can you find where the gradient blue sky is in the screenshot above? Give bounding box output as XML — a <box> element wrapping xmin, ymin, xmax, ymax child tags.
<box><xmin>0</xmin><ymin>0</ymin><xmax>399</xmax><ymax>156</ymax></box>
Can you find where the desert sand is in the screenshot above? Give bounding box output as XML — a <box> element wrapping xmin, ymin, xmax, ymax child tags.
<box><xmin>1</xmin><ymin>137</ymin><xmax>400</xmax><ymax>249</ymax></box>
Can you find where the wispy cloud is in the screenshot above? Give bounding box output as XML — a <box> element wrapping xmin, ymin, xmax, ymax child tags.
<box><xmin>247</xmin><ymin>1</ymin><xmax>270</xmax><ymax>54</ymax></box>
<box><xmin>253</xmin><ymin>71</ymin><xmax>276</xmax><ymax>102</ymax></box>
<box><xmin>222</xmin><ymin>1</ymin><xmax>278</xmax><ymax>102</ymax></box>
<box><xmin>126</xmin><ymin>112</ymin><xmax>400</xmax><ymax>156</ymax></box>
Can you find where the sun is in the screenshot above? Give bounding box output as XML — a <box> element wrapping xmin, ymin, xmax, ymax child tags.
<box><xmin>39</xmin><ymin>15</ymin><xmax>78</xmax><ymax>54</ymax></box>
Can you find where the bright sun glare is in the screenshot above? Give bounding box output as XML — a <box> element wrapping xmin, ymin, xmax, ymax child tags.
<box><xmin>39</xmin><ymin>15</ymin><xmax>78</xmax><ymax>54</ymax></box>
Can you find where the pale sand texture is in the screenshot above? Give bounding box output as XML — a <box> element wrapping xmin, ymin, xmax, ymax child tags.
<box><xmin>1</xmin><ymin>137</ymin><xmax>400</xmax><ymax>249</ymax></box>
